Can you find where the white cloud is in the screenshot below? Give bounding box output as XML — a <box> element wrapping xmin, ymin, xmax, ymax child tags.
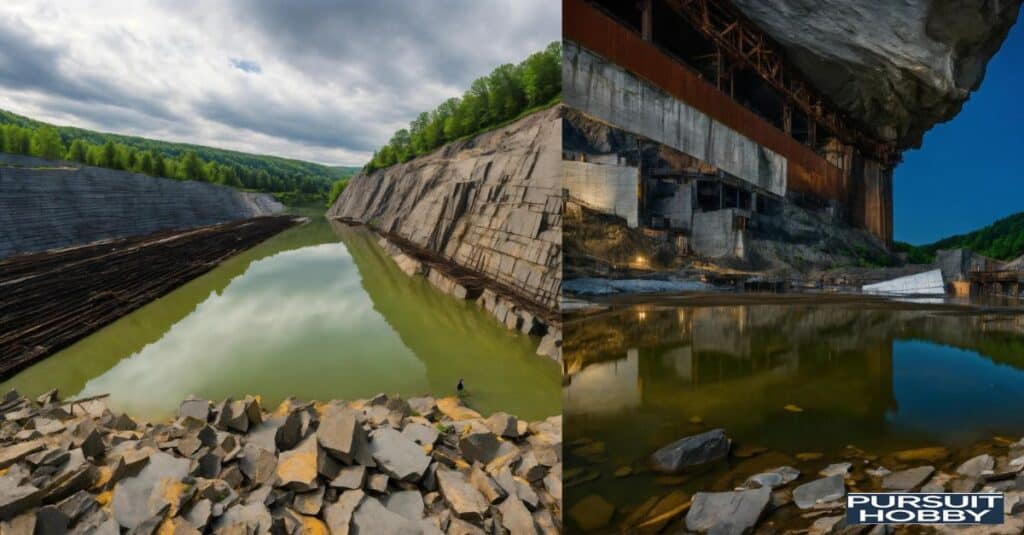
<box><xmin>0</xmin><ymin>1</ymin><xmax>559</xmax><ymax>165</ymax></box>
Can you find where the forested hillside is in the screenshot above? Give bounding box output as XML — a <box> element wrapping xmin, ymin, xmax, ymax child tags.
<box><xmin>365</xmin><ymin>42</ymin><xmax>561</xmax><ymax>171</ymax></box>
<box><xmin>0</xmin><ymin>109</ymin><xmax>359</xmax><ymax>205</ymax></box>
<box><xmin>895</xmin><ymin>211</ymin><xmax>1024</xmax><ymax>262</ymax></box>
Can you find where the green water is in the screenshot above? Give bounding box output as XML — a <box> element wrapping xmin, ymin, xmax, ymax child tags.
<box><xmin>2</xmin><ymin>218</ymin><xmax>560</xmax><ymax>421</ymax></box>
<box><xmin>564</xmin><ymin>301</ymin><xmax>1024</xmax><ymax>522</ymax></box>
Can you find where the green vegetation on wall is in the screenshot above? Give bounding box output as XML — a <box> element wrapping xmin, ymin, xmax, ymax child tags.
<box><xmin>365</xmin><ymin>42</ymin><xmax>561</xmax><ymax>172</ymax></box>
<box><xmin>0</xmin><ymin>109</ymin><xmax>360</xmax><ymax>205</ymax></box>
<box><xmin>896</xmin><ymin>211</ymin><xmax>1024</xmax><ymax>263</ymax></box>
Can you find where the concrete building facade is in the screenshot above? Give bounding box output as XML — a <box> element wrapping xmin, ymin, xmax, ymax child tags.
<box><xmin>562</xmin><ymin>0</ymin><xmax>897</xmax><ymax>259</ymax></box>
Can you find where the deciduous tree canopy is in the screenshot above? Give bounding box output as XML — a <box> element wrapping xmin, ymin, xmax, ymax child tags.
<box><xmin>365</xmin><ymin>42</ymin><xmax>560</xmax><ymax>172</ymax></box>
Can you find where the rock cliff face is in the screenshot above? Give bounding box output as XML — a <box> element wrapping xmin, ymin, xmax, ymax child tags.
<box><xmin>328</xmin><ymin>107</ymin><xmax>562</xmax><ymax>312</ymax></box>
<box><xmin>0</xmin><ymin>154</ymin><xmax>283</xmax><ymax>258</ymax></box>
<box><xmin>732</xmin><ymin>0</ymin><xmax>1021</xmax><ymax>148</ymax></box>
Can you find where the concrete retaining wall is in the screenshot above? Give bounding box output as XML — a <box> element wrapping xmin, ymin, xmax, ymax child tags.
<box><xmin>692</xmin><ymin>209</ymin><xmax>745</xmax><ymax>258</ymax></box>
<box><xmin>0</xmin><ymin>158</ymin><xmax>284</xmax><ymax>258</ymax></box>
<box><xmin>564</xmin><ymin>40</ymin><xmax>787</xmax><ymax>196</ymax></box>
<box><xmin>563</xmin><ymin>160</ymin><xmax>639</xmax><ymax>227</ymax></box>
<box><xmin>863</xmin><ymin>269</ymin><xmax>945</xmax><ymax>295</ymax></box>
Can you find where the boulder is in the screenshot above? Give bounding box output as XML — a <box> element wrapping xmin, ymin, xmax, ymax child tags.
<box><xmin>317</xmin><ymin>404</ymin><xmax>374</xmax><ymax>466</ymax></box>
<box><xmin>498</xmin><ymin>496</ymin><xmax>538</xmax><ymax>535</ymax></box>
<box><xmin>650</xmin><ymin>429</ymin><xmax>731</xmax><ymax>473</ymax></box>
<box><xmin>956</xmin><ymin>454</ymin><xmax>995</xmax><ymax>478</ymax></box>
<box><xmin>275</xmin><ymin>435</ymin><xmax>320</xmax><ymax>491</ymax></box>
<box><xmin>486</xmin><ymin>413</ymin><xmax>519</xmax><ymax>438</ymax></box>
<box><xmin>179</xmin><ymin>396</ymin><xmax>210</xmax><ymax>422</ymax></box>
<box><xmin>436</xmin><ymin>468</ymin><xmax>489</xmax><ymax>521</ymax></box>
<box><xmin>351</xmin><ymin>495</ymin><xmax>420</xmax><ymax>535</ymax></box>
<box><xmin>568</xmin><ymin>494</ymin><xmax>615</xmax><ymax>532</ymax></box>
<box><xmin>744</xmin><ymin>466</ymin><xmax>800</xmax><ymax>489</ymax></box>
<box><xmin>793</xmin><ymin>475</ymin><xmax>846</xmax><ymax>509</ymax></box>
<box><xmin>111</xmin><ymin>451</ymin><xmax>190</xmax><ymax>529</ymax></box>
<box><xmin>330</xmin><ymin>465</ymin><xmax>366</xmax><ymax>490</ymax></box>
<box><xmin>323</xmin><ymin>489</ymin><xmax>364</xmax><ymax>535</ymax></box>
<box><xmin>401</xmin><ymin>422</ymin><xmax>439</xmax><ymax>447</ymax></box>
<box><xmin>368</xmin><ymin>427</ymin><xmax>431</xmax><ymax>481</ymax></box>
<box><xmin>685</xmin><ymin>487</ymin><xmax>771</xmax><ymax>534</ymax></box>
<box><xmin>882</xmin><ymin>466</ymin><xmax>935</xmax><ymax>491</ymax></box>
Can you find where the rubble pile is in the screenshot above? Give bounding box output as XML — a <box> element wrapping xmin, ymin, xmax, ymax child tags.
<box><xmin>0</xmin><ymin>390</ymin><xmax>562</xmax><ymax>534</ymax></box>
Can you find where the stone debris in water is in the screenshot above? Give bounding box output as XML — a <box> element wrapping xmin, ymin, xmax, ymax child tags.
<box><xmin>650</xmin><ymin>428</ymin><xmax>731</xmax><ymax>474</ymax></box>
<box><xmin>0</xmin><ymin>391</ymin><xmax>561</xmax><ymax>534</ymax></box>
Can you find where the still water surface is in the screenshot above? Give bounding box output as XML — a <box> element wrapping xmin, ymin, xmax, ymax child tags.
<box><xmin>564</xmin><ymin>301</ymin><xmax>1024</xmax><ymax>515</ymax></box>
<box><xmin>2</xmin><ymin>217</ymin><xmax>560</xmax><ymax>421</ymax></box>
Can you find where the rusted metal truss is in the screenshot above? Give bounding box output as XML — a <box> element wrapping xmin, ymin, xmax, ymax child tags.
<box><xmin>663</xmin><ymin>0</ymin><xmax>899</xmax><ymax>165</ymax></box>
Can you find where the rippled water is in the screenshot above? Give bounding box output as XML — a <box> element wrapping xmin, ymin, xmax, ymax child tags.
<box><xmin>564</xmin><ymin>301</ymin><xmax>1024</xmax><ymax>522</ymax></box>
<box><xmin>2</xmin><ymin>217</ymin><xmax>560</xmax><ymax>421</ymax></box>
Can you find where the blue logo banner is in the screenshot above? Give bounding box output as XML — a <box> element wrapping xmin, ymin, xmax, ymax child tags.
<box><xmin>847</xmin><ymin>493</ymin><xmax>1004</xmax><ymax>525</ymax></box>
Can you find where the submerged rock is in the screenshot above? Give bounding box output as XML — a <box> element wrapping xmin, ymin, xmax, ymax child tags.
<box><xmin>685</xmin><ymin>487</ymin><xmax>770</xmax><ymax>533</ymax></box>
<box><xmin>793</xmin><ymin>475</ymin><xmax>846</xmax><ymax>509</ymax></box>
<box><xmin>650</xmin><ymin>428</ymin><xmax>731</xmax><ymax>473</ymax></box>
<box><xmin>883</xmin><ymin>466</ymin><xmax>935</xmax><ymax>491</ymax></box>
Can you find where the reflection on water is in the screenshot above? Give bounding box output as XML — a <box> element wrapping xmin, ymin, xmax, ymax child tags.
<box><xmin>564</xmin><ymin>302</ymin><xmax>1024</xmax><ymax>511</ymax></box>
<box><xmin>2</xmin><ymin>218</ymin><xmax>560</xmax><ymax>421</ymax></box>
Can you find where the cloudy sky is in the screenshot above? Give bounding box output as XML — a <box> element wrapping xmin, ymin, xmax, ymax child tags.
<box><xmin>0</xmin><ymin>1</ymin><xmax>559</xmax><ymax>165</ymax></box>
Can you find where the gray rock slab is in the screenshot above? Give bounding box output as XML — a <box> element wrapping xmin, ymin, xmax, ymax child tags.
<box><xmin>793</xmin><ymin>475</ymin><xmax>846</xmax><ymax>509</ymax></box>
<box><xmin>882</xmin><ymin>466</ymin><xmax>935</xmax><ymax>491</ymax></box>
<box><xmin>651</xmin><ymin>428</ymin><xmax>731</xmax><ymax>473</ymax></box>
<box><xmin>685</xmin><ymin>487</ymin><xmax>771</xmax><ymax>534</ymax></box>
<box><xmin>368</xmin><ymin>427</ymin><xmax>431</xmax><ymax>481</ymax></box>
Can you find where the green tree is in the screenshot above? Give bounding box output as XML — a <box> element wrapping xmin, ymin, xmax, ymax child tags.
<box><xmin>65</xmin><ymin>139</ymin><xmax>89</xmax><ymax>163</ymax></box>
<box><xmin>30</xmin><ymin>126</ymin><xmax>64</xmax><ymax>160</ymax></box>
<box><xmin>99</xmin><ymin>141</ymin><xmax>118</xmax><ymax>168</ymax></box>
<box><xmin>181</xmin><ymin>151</ymin><xmax>204</xmax><ymax>181</ymax></box>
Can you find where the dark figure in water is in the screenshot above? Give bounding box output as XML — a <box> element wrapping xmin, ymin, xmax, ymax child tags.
<box><xmin>457</xmin><ymin>378</ymin><xmax>465</xmax><ymax>396</ymax></box>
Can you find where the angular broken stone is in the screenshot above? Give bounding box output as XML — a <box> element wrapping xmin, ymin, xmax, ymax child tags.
<box><xmin>323</xmin><ymin>489</ymin><xmax>364</xmax><ymax>535</ymax></box>
<box><xmin>384</xmin><ymin>490</ymin><xmax>424</xmax><ymax>522</ymax></box>
<box><xmin>401</xmin><ymin>422</ymin><xmax>439</xmax><ymax>447</ymax></box>
<box><xmin>111</xmin><ymin>451</ymin><xmax>190</xmax><ymax>530</ymax></box>
<box><xmin>330</xmin><ymin>465</ymin><xmax>366</xmax><ymax>490</ymax></box>
<box><xmin>292</xmin><ymin>486</ymin><xmax>324</xmax><ymax>515</ymax></box>
<box><xmin>368</xmin><ymin>427</ymin><xmax>431</xmax><ymax>482</ymax></box>
<box><xmin>367</xmin><ymin>473</ymin><xmax>389</xmax><ymax>493</ymax></box>
<box><xmin>317</xmin><ymin>404</ymin><xmax>373</xmax><ymax>465</ymax></box>
<box><xmin>882</xmin><ymin>466</ymin><xmax>935</xmax><ymax>491</ymax></box>
<box><xmin>793</xmin><ymin>474</ymin><xmax>846</xmax><ymax>509</ymax></box>
<box><xmin>685</xmin><ymin>487</ymin><xmax>771</xmax><ymax>533</ymax></box>
<box><xmin>568</xmin><ymin>494</ymin><xmax>614</xmax><ymax>532</ymax></box>
<box><xmin>239</xmin><ymin>444</ymin><xmax>277</xmax><ymax>485</ymax></box>
<box><xmin>486</xmin><ymin>412</ymin><xmax>519</xmax><ymax>438</ymax></box>
<box><xmin>499</xmin><ymin>496</ymin><xmax>538</xmax><ymax>535</ymax></box>
<box><xmin>179</xmin><ymin>396</ymin><xmax>210</xmax><ymax>422</ymax></box>
<box><xmin>470</xmin><ymin>464</ymin><xmax>507</xmax><ymax>504</ymax></box>
<box><xmin>650</xmin><ymin>428</ymin><xmax>730</xmax><ymax>473</ymax></box>
<box><xmin>436</xmin><ymin>468</ymin><xmax>489</xmax><ymax>522</ymax></box>
<box><xmin>957</xmin><ymin>454</ymin><xmax>995</xmax><ymax>478</ymax></box>
<box><xmin>0</xmin><ymin>475</ymin><xmax>42</xmax><ymax>521</ymax></box>
<box><xmin>275</xmin><ymin>435</ymin><xmax>320</xmax><ymax>492</ymax></box>
<box><xmin>352</xmin><ymin>495</ymin><xmax>420</xmax><ymax>534</ymax></box>
<box><xmin>459</xmin><ymin>429</ymin><xmax>500</xmax><ymax>464</ymax></box>
<box><xmin>744</xmin><ymin>466</ymin><xmax>800</xmax><ymax>489</ymax></box>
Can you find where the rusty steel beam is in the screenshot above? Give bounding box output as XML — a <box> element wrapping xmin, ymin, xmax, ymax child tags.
<box><xmin>665</xmin><ymin>0</ymin><xmax>898</xmax><ymax>165</ymax></box>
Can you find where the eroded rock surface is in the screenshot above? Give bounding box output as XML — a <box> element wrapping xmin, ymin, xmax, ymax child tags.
<box><xmin>731</xmin><ymin>0</ymin><xmax>1021</xmax><ymax>148</ymax></box>
<box><xmin>329</xmin><ymin>107</ymin><xmax>562</xmax><ymax>313</ymax></box>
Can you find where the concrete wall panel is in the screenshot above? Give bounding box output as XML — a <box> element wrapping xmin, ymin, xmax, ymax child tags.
<box><xmin>563</xmin><ymin>160</ymin><xmax>639</xmax><ymax>227</ymax></box>
<box><xmin>565</xmin><ymin>41</ymin><xmax>787</xmax><ymax>197</ymax></box>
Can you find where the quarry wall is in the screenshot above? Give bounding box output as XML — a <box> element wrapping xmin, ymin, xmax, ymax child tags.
<box><xmin>0</xmin><ymin>157</ymin><xmax>284</xmax><ymax>258</ymax></box>
<box><xmin>328</xmin><ymin>106</ymin><xmax>562</xmax><ymax>313</ymax></box>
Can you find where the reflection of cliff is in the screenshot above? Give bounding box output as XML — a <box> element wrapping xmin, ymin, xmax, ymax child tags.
<box><xmin>330</xmin><ymin>221</ymin><xmax>560</xmax><ymax>416</ymax></box>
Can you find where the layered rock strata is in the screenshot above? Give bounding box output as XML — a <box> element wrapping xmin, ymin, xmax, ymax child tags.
<box><xmin>0</xmin><ymin>155</ymin><xmax>283</xmax><ymax>258</ymax></box>
<box><xmin>731</xmin><ymin>0</ymin><xmax>1021</xmax><ymax>148</ymax></box>
<box><xmin>328</xmin><ymin>107</ymin><xmax>562</xmax><ymax>318</ymax></box>
<box><xmin>0</xmin><ymin>390</ymin><xmax>562</xmax><ymax>534</ymax></box>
